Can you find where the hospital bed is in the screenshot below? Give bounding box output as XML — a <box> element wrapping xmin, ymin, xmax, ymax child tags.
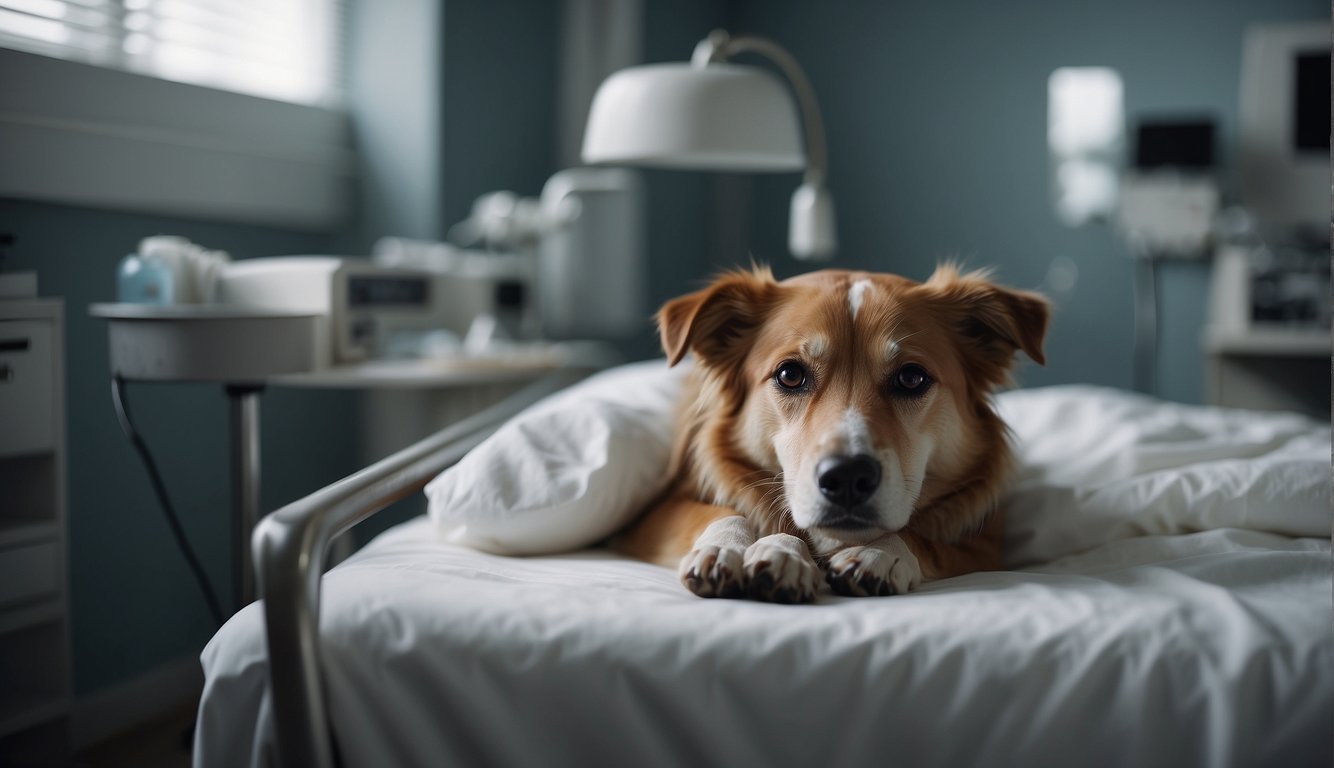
<box><xmin>194</xmin><ymin>362</ymin><xmax>1334</xmax><ymax>768</ymax></box>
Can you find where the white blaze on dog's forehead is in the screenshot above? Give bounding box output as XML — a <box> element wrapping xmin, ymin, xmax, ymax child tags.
<box><xmin>800</xmin><ymin>334</ymin><xmax>829</xmax><ymax>359</ymax></box>
<box><xmin>848</xmin><ymin>279</ymin><xmax>873</xmax><ymax>320</ymax></box>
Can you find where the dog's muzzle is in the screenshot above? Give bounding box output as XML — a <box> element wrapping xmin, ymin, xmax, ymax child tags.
<box><xmin>814</xmin><ymin>454</ymin><xmax>881</xmax><ymax>528</ymax></box>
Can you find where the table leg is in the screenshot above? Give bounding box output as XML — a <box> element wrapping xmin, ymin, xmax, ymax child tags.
<box><xmin>227</xmin><ymin>384</ymin><xmax>264</xmax><ymax>611</ymax></box>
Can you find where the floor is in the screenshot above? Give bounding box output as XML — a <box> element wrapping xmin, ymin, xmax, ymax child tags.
<box><xmin>73</xmin><ymin>704</ymin><xmax>195</xmax><ymax>768</ymax></box>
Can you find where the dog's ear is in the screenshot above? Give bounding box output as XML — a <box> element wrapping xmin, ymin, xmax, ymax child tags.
<box><xmin>658</xmin><ymin>267</ymin><xmax>778</xmax><ymax>368</ymax></box>
<box><xmin>923</xmin><ymin>264</ymin><xmax>1050</xmax><ymax>383</ymax></box>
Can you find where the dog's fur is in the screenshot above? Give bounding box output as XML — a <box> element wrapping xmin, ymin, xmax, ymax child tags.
<box><xmin>614</xmin><ymin>265</ymin><xmax>1049</xmax><ymax>602</ymax></box>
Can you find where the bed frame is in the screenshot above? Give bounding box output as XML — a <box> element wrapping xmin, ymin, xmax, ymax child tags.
<box><xmin>251</xmin><ymin>375</ymin><xmax>576</xmax><ymax>768</ymax></box>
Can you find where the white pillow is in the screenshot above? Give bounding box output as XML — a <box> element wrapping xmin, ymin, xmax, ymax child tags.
<box><xmin>425</xmin><ymin>359</ymin><xmax>688</xmax><ymax>555</ymax></box>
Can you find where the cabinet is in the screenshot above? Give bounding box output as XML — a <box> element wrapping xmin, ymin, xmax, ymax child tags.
<box><xmin>1204</xmin><ymin>244</ymin><xmax>1330</xmax><ymax>419</ymax></box>
<box><xmin>0</xmin><ymin>300</ymin><xmax>72</xmax><ymax>764</ymax></box>
<box><xmin>1204</xmin><ymin>326</ymin><xmax>1331</xmax><ymax>419</ymax></box>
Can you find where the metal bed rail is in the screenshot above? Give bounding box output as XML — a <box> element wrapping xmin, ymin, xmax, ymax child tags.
<box><xmin>252</xmin><ymin>374</ymin><xmax>574</xmax><ymax>768</ymax></box>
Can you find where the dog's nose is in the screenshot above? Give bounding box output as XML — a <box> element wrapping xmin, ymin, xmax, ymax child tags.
<box><xmin>816</xmin><ymin>455</ymin><xmax>881</xmax><ymax>509</ymax></box>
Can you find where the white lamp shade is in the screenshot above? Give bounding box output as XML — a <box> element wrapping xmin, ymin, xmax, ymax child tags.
<box><xmin>582</xmin><ymin>63</ymin><xmax>805</xmax><ymax>172</ymax></box>
<box><xmin>789</xmin><ymin>182</ymin><xmax>836</xmax><ymax>259</ymax></box>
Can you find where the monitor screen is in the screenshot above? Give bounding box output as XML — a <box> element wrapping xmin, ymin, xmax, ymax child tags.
<box><xmin>1293</xmin><ymin>51</ymin><xmax>1329</xmax><ymax>152</ymax></box>
<box><xmin>1134</xmin><ymin>120</ymin><xmax>1215</xmax><ymax>169</ymax></box>
<box><xmin>348</xmin><ymin>276</ymin><xmax>430</xmax><ymax>307</ymax></box>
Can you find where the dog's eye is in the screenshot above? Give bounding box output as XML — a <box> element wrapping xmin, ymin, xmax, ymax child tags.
<box><xmin>891</xmin><ymin>364</ymin><xmax>932</xmax><ymax>396</ymax></box>
<box><xmin>774</xmin><ymin>361</ymin><xmax>809</xmax><ymax>391</ymax></box>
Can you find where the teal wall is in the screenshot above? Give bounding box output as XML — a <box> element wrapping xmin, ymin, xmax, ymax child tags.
<box><xmin>440</xmin><ymin>0</ymin><xmax>560</xmax><ymax>230</ymax></box>
<box><xmin>713</xmin><ymin>0</ymin><xmax>1328</xmax><ymax>402</ymax></box>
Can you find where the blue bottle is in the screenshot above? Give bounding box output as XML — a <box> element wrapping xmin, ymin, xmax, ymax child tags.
<box><xmin>116</xmin><ymin>249</ymin><xmax>174</xmax><ymax>304</ymax></box>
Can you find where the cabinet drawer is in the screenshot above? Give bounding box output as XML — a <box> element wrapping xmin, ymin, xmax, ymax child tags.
<box><xmin>0</xmin><ymin>541</ymin><xmax>60</xmax><ymax>606</ymax></box>
<box><xmin>0</xmin><ymin>321</ymin><xmax>55</xmax><ymax>457</ymax></box>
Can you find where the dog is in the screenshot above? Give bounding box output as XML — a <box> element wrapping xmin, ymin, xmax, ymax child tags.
<box><xmin>614</xmin><ymin>265</ymin><xmax>1049</xmax><ymax>603</ymax></box>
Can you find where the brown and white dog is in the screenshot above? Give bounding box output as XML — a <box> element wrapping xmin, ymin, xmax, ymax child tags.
<box><xmin>614</xmin><ymin>265</ymin><xmax>1049</xmax><ymax>603</ymax></box>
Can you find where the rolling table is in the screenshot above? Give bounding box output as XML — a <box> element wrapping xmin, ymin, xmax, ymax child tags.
<box><xmin>90</xmin><ymin>303</ymin><xmax>614</xmax><ymax>611</ymax></box>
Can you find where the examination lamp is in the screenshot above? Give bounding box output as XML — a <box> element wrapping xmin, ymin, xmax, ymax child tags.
<box><xmin>582</xmin><ymin>29</ymin><xmax>836</xmax><ymax>260</ymax></box>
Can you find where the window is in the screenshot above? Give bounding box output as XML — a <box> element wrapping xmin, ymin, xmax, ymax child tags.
<box><xmin>0</xmin><ymin>0</ymin><xmax>343</xmax><ymax>107</ymax></box>
<box><xmin>0</xmin><ymin>0</ymin><xmax>352</xmax><ymax>229</ymax></box>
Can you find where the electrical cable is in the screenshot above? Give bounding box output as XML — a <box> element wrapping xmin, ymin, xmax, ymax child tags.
<box><xmin>111</xmin><ymin>374</ymin><xmax>225</xmax><ymax>626</ymax></box>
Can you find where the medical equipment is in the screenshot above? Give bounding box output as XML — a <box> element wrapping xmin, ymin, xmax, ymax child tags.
<box><xmin>1238</xmin><ymin>21</ymin><xmax>1328</xmax><ymax>238</ymax></box>
<box><xmin>214</xmin><ymin>256</ymin><xmax>533</xmax><ymax>366</ymax></box>
<box><xmin>426</xmin><ymin>167</ymin><xmax>646</xmax><ymax>342</ymax></box>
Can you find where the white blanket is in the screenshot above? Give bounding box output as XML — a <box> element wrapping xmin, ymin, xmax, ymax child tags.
<box><xmin>195</xmin><ymin>387</ymin><xmax>1333</xmax><ymax>768</ymax></box>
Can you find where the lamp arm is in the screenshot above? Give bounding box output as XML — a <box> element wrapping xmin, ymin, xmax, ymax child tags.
<box><xmin>691</xmin><ymin>29</ymin><xmax>836</xmax><ymax>259</ymax></box>
<box><xmin>692</xmin><ymin>30</ymin><xmax>829</xmax><ymax>187</ymax></box>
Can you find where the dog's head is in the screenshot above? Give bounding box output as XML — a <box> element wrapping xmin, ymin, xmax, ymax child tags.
<box><xmin>660</xmin><ymin>265</ymin><xmax>1048</xmax><ymax>550</ymax></box>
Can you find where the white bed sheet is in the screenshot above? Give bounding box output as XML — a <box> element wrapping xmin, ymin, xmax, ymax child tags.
<box><xmin>195</xmin><ymin>387</ymin><xmax>1334</xmax><ymax>768</ymax></box>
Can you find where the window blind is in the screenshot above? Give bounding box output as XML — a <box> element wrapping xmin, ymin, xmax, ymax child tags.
<box><xmin>0</xmin><ymin>0</ymin><xmax>344</xmax><ymax>107</ymax></box>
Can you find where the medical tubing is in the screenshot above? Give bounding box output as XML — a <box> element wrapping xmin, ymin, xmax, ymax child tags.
<box><xmin>111</xmin><ymin>374</ymin><xmax>226</xmax><ymax>626</ymax></box>
<box><xmin>1132</xmin><ymin>253</ymin><xmax>1159</xmax><ymax>394</ymax></box>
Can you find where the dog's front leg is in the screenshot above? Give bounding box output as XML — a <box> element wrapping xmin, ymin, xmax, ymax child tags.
<box><xmin>741</xmin><ymin>531</ymin><xmax>821</xmax><ymax>604</ymax></box>
<box><xmin>614</xmin><ymin>493</ymin><xmax>821</xmax><ymax>603</ymax></box>
<box><xmin>824</xmin><ymin>534</ymin><xmax>923</xmax><ymax>597</ymax></box>
<box><xmin>682</xmin><ymin>518</ymin><xmax>820</xmax><ymax>604</ymax></box>
<box><xmin>824</xmin><ymin>511</ymin><xmax>1004</xmax><ymax>597</ymax></box>
<box><xmin>679</xmin><ymin>516</ymin><xmax>752</xmax><ymax>598</ymax></box>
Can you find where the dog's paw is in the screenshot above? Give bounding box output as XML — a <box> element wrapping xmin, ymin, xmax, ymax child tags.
<box><xmin>679</xmin><ymin>544</ymin><xmax>746</xmax><ymax>599</ymax></box>
<box><xmin>743</xmin><ymin>534</ymin><xmax>820</xmax><ymax>604</ymax></box>
<box><xmin>826</xmin><ymin>535</ymin><xmax>922</xmax><ymax>597</ymax></box>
